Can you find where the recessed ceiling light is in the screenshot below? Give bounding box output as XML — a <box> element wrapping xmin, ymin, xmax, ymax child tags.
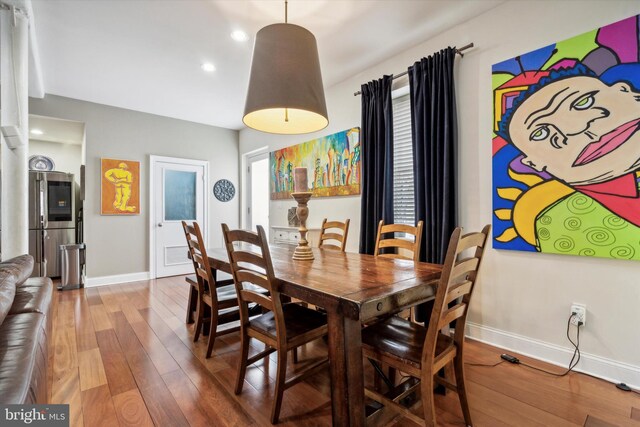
<box><xmin>30</xmin><ymin>129</ymin><xmax>44</xmax><ymax>135</ymax></box>
<box><xmin>201</xmin><ymin>62</ymin><xmax>216</xmax><ymax>72</ymax></box>
<box><xmin>230</xmin><ymin>30</ymin><xmax>249</xmax><ymax>42</ymax></box>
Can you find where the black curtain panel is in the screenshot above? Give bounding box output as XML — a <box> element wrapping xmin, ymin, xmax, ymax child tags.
<box><xmin>359</xmin><ymin>75</ymin><xmax>394</xmax><ymax>255</ymax></box>
<box><xmin>409</xmin><ymin>48</ymin><xmax>458</xmax><ymax>321</ymax></box>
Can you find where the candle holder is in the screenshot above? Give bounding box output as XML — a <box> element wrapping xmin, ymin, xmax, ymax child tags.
<box><xmin>291</xmin><ymin>191</ymin><xmax>314</xmax><ymax>261</ymax></box>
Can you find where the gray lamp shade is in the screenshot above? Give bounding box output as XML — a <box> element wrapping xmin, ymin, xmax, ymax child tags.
<box><xmin>243</xmin><ymin>23</ymin><xmax>328</xmax><ymax>135</ymax></box>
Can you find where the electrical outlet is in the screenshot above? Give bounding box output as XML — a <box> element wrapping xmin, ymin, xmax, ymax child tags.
<box><xmin>570</xmin><ymin>303</ymin><xmax>586</xmax><ymax>326</ymax></box>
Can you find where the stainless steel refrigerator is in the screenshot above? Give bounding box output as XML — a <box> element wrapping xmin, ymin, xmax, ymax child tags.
<box><xmin>29</xmin><ymin>171</ymin><xmax>76</xmax><ymax>278</ymax></box>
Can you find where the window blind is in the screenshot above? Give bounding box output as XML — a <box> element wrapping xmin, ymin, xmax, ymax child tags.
<box><xmin>392</xmin><ymin>94</ymin><xmax>415</xmax><ymax>226</ymax></box>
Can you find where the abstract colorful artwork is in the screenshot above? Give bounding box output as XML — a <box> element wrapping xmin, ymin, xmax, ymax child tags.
<box><xmin>270</xmin><ymin>128</ymin><xmax>361</xmax><ymax>199</ymax></box>
<box><xmin>101</xmin><ymin>158</ymin><xmax>140</xmax><ymax>215</ymax></box>
<box><xmin>492</xmin><ymin>14</ymin><xmax>640</xmax><ymax>261</ymax></box>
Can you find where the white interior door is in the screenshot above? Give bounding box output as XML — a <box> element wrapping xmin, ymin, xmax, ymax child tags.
<box><xmin>247</xmin><ymin>152</ymin><xmax>269</xmax><ymax>236</ymax></box>
<box><xmin>152</xmin><ymin>157</ymin><xmax>207</xmax><ymax>278</ymax></box>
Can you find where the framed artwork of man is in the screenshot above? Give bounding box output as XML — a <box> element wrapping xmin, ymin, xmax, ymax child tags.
<box><xmin>101</xmin><ymin>158</ymin><xmax>140</xmax><ymax>215</ymax></box>
<box><xmin>492</xmin><ymin>14</ymin><xmax>640</xmax><ymax>261</ymax></box>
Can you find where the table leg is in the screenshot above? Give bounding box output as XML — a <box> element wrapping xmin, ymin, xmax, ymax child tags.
<box><xmin>327</xmin><ymin>310</ymin><xmax>364</xmax><ymax>427</ymax></box>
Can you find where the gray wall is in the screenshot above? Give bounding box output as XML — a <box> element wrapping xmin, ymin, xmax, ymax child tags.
<box><xmin>30</xmin><ymin>95</ymin><xmax>239</xmax><ymax>278</ymax></box>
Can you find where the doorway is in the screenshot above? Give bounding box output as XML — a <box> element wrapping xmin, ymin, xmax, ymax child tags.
<box><xmin>26</xmin><ymin>114</ymin><xmax>86</xmax><ymax>277</ymax></box>
<box><xmin>151</xmin><ymin>156</ymin><xmax>208</xmax><ymax>278</ymax></box>
<box><xmin>246</xmin><ymin>151</ymin><xmax>269</xmax><ymax>236</ymax></box>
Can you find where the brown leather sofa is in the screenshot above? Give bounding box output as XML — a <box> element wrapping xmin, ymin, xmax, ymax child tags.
<box><xmin>0</xmin><ymin>254</ymin><xmax>53</xmax><ymax>404</ymax></box>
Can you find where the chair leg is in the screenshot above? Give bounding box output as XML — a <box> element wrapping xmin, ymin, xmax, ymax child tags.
<box><xmin>421</xmin><ymin>370</ymin><xmax>437</xmax><ymax>427</ymax></box>
<box><xmin>235</xmin><ymin>332</ymin><xmax>250</xmax><ymax>395</ymax></box>
<box><xmin>454</xmin><ymin>355</ymin><xmax>473</xmax><ymax>426</ymax></box>
<box><xmin>388</xmin><ymin>367</ymin><xmax>397</xmax><ymax>387</ymax></box>
<box><xmin>193</xmin><ymin>299</ymin><xmax>203</xmax><ymax>342</ymax></box>
<box><xmin>206</xmin><ymin>307</ymin><xmax>218</xmax><ymax>358</ymax></box>
<box><xmin>444</xmin><ymin>363</ymin><xmax>455</xmax><ymax>395</ymax></box>
<box><xmin>271</xmin><ymin>349</ymin><xmax>288</xmax><ymax>424</ymax></box>
<box><xmin>292</xmin><ymin>347</ymin><xmax>298</xmax><ymax>364</ymax></box>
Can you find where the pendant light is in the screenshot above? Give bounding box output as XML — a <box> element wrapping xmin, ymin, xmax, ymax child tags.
<box><xmin>243</xmin><ymin>1</ymin><xmax>328</xmax><ymax>134</ymax></box>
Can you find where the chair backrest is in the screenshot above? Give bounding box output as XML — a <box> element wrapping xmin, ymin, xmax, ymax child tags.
<box><xmin>318</xmin><ymin>218</ymin><xmax>350</xmax><ymax>251</ymax></box>
<box><xmin>374</xmin><ymin>220</ymin><xmax>424</xmax><ymax>262</ymax></box>
<box><xmin>222</xmin><ymin>224</ymin><xmax>285</xmax><ymax>337</ymax></box>
<box><xmin>182</xmin><ymin>221</ymin><xmax>214</xmax><ymax>298</ymax></box>
<box><xmin>422</xmin><ymin>225</ymin><xmax>491</xmax><ymax>364</ymax></box>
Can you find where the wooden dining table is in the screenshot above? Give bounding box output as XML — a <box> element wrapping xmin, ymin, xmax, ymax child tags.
<box><xmin>204</xmin><ymin>244</ymin><xmax>442</xmax><ymax>427</ymax></box>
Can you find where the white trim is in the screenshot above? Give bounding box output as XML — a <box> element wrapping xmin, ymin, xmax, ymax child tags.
<box><xmin>466</xmin><ymin>322</ymin><xmax>640</xmax><ymax>389</ymax></box>
<box><xmin>85</xmin><ymin>271</ymin><xmax>151</xmax><ymax>287</ymax></box>
<box><xmin>149</xmin><ymin>155</ymin><xmax>209</xmax><ymax>279</ymax></box>
<box><xmin>242</xmin><ymin>147</ymin><xmax>269</xmax><ymax>230</ymax></box>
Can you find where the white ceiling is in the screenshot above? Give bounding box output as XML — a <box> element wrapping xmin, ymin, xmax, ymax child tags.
<box><xmin>32</xmin><ymin>0</ymin><xmax>503</xmax><ymax>130</ymax></box>
<box><xmin>29</xmin><ymin>115</ymin><xmax>85</xmax><ymax>146</ymax></box>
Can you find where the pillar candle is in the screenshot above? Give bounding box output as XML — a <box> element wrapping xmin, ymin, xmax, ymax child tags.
<box><xmin>293</xmin><ymin>167</ymin><xmax>308</xmax><ymax>192</ymax></box>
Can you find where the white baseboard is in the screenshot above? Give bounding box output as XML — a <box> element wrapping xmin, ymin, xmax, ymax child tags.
<box><xmin>85</xmin><ymin>271</ymin><xmax>151</xmax><ymax>287</ymax></box>
<box><xmin>466</xmin><ymin>322</ymin><xmax>640</xmax><ymax>389</ymax></box>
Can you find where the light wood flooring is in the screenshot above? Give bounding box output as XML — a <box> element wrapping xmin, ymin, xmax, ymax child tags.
<box><xmin>47</xmin><ymin>276</ymin><xmax>640</xmax><ymax>426</ymax></box>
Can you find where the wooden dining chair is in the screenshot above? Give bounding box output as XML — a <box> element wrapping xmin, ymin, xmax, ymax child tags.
<box><xmin>222</xmin><ymin>224</ymin><xmax>329</xmax><ymax>424</ymax></box>
<box><xmin>183</xmin><ymin>223</ymin><xmax>235</xmax><ymax>326</ymax></box>
<box><xmin>318</xmin><ymin>218</ymin><xmax>350</xmax><ymax>251</ymax></box>
<box><xmin>361</xmin><ymin>224</ymin><xmax>491</xmax><ymax>426</ymax></box>
<box><xmin>374</xmin><ymin>220</ymin><xmax>424</xmax><ymax>262</ymax></box>
<box><xmin>182</xmin><ymin>221</ymin><xmax>243</xmax><ymax>358</ymax></box>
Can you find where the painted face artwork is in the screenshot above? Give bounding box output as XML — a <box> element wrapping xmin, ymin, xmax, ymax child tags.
<box><xmin>508</xmin><ymin>76</ymin><xmax>640</xmax><ymax>186</ymax></box>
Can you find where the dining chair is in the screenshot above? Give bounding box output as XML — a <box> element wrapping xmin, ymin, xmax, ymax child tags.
<box><xmin>374</xmin><ymin>220</ymin><xmax>424</xmax><ymax>262</ymax></box>
<box><xmin>182</xmin><ymin>221</ymin><xmax>243</xmax><ymax>358</ymax></box>
<box><xmin>361</xmin><ymin>224</ymin><xmax>491</xmax><ymax>426</ymax></box>
<box><xmin>222</xmin><ymin>224</ymin><xmax>329</xmax><ymax>424</ymax></box>
<box><xmin>318</xmin><ymin>218</ymin><xmax>350</xmax><ymax>251</ymax></box>
<box><xmin>183</xmin><ymin>223</ymin><xmax>235</xmax><ymax>326</ymax></box>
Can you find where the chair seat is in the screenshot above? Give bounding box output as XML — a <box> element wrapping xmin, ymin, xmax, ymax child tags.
<box><xmin>249</xmin><ymin>302</ymin><xmax>327</xmax><ymax>345</ymax></box>
<box><xmin>361</xmin><ymin>316</ymin><xmax>454</xmax><ymax>371</ymax></box>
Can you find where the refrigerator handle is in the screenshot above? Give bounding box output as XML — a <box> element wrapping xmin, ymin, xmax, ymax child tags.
<box><xmin>41</xmin><ymin>230</ymin><xmax>47</xmax><ymax>272</ymax></box>
<box><xmin>40</xmin><ymin>175</ymin><xmax>48</xmax><ymax>229</ymax></box>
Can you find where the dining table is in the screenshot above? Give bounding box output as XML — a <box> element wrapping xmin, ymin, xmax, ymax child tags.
<box><xmin>203</xmin><ymin>244</ymin><xmax>443</xmax><ymax>427</ymax></box>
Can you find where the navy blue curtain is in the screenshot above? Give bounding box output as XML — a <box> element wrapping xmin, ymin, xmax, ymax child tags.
<box><xmin>359</xmin><ymin>75</ymin><xmax>394</xmax><ymax>255</ymax></box>
<box><xmin>409</xmin><ymin>48</ymin><xmax>458</xmax><ymax>321</ymax></box>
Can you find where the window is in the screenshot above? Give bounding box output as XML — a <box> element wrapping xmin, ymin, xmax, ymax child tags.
<box><xmin>392</xmin><ymin>93</ymin><xmax>415</xmax><ymax>225</ymax></box>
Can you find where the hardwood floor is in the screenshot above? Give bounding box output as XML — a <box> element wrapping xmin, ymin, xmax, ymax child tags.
<box><xmin>49</xmin><ymin>276</ymin><xmax>640</xmax><ymax>426</ymax></box>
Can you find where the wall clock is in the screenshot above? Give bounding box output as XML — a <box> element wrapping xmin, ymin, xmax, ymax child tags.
<box><xmin>213</xmin><ymin>179</ymin><xmax>235</xmax><ymax>202</ymax></box>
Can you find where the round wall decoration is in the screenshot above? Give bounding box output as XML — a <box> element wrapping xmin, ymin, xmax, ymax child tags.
<box><xmin>213</xmin><ymin>179</ymin><xmax>235</xmax><ymax>202</ymax></box>
<box><xmin>28</xmin><ymin>155</ymin><xmax>55</xmax><ymax>171</ymax></box>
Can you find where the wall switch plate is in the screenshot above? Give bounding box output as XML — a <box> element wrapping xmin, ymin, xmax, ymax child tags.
<box><xmin>570</xmin><ymin>303</ymin><xmax>586</xmax><ymax>326</ymax></box>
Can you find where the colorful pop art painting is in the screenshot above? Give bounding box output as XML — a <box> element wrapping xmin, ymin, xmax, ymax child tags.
<box><xmin>492</xmin><ymin>14</ymin><xmax>640</xmax><ymax>261</ymax></box>
<box><xmin>270</xmin><ymin>128</ymin><xmax>361</xmax><ymax>199</ymax></box>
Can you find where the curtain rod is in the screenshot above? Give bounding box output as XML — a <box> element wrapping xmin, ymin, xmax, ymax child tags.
<box><xmin>353</xmin><ymin>42</ymin><xmax>474</xmax><ymax>96</ymax></box>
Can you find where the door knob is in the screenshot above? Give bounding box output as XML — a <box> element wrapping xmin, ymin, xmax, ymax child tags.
<box><xmin>157</xmin><ymin>223</ymin><xmax>163</xmax><ymax>227</ymax></box>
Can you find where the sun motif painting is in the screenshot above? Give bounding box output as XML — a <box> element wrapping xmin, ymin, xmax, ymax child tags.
<box><xmin>270</xmin><ymin>128</ymin><xmax>361</xmax><ymax>199</ymax></box>
<box><xmin>101</xmin><ymin>158</ymin><xmax>140</xmax><ymax>215</ymax></box>
<box><xmin>492</xmin><ymin>14</ymin><xmax>640</xmax><ymax>261</ymax></box>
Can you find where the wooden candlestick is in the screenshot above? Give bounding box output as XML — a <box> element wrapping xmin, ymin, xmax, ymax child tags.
<box><xmin>291</xmin><ymin>191</ymin><xmax>314</xmax><ymax>261</ymax></box>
